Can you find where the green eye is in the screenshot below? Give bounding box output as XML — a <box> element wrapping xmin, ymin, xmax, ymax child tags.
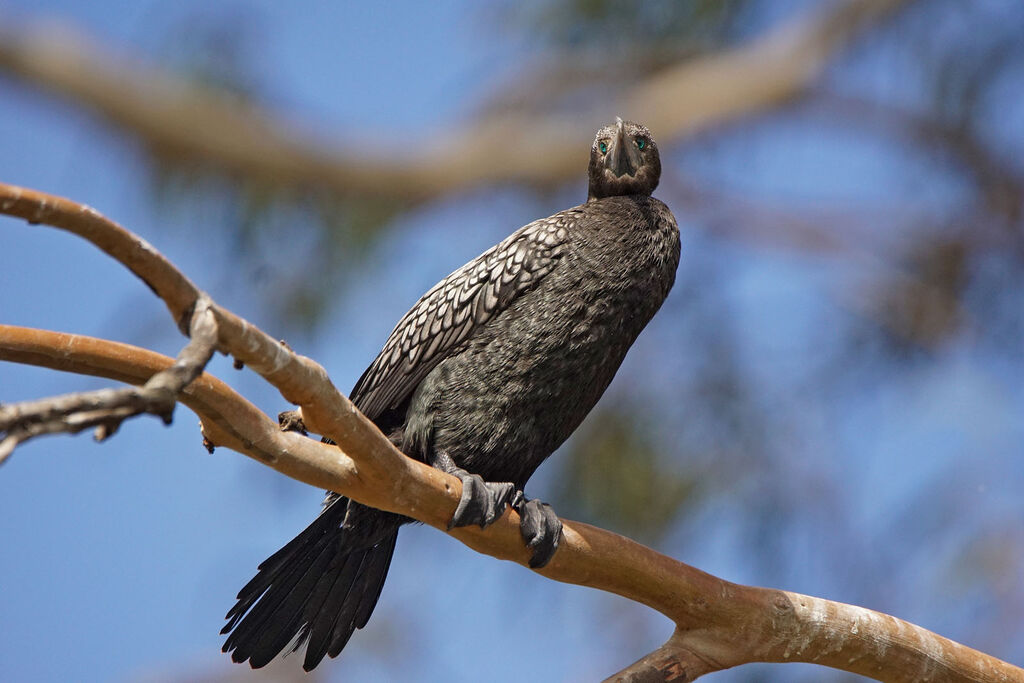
<box><xmin>598</xmin><ymin>141</ymin><xmax>608</xmax><ymax>154</ymax></box>
<box><xmin>636</xmin><ymin>138</ymin><xmax>647</xmax><ymax>150</ymax></box>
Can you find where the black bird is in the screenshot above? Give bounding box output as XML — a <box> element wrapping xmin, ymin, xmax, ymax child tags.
<box><xmin>222</xmin><ymin>118</ymin><xmax>680</xmax><ymax>670</ymax></box>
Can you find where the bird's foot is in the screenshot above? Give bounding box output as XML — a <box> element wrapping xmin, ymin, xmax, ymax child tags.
<box><xmin>432</xmin><ymin>452</ymin><xmax>561</xmax><ymax>566</ymax></box>
<box><xmin>511</xmin><ymin>492</ymin><xmax>562</xmax><ymax>568</ymax></box>
<box><xmin>447</xmin><ymin>468</ymin><xmax>516</xmax><ymax>529</ymax></box>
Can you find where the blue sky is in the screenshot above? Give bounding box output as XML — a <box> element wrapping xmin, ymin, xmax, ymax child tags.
<box><xmin>1</xmin><ymin>2</ymin><xmax>1022</xmax><ymax>682</ymax></box>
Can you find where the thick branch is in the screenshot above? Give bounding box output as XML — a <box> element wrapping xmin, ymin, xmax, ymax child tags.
<box><xmin>3</xmin><ymin>184</ymin><xmax>1021</xmax><ymax>680</ymax></box>
<box><xmin>0</xmin><ymin>0</ymin><xmax>911</xmax><ymax>201</ymax></box>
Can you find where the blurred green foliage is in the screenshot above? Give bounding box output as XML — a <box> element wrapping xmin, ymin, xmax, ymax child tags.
<box><xmin>558</xmin><ymin>404</ymin><xmax>699</xmax><ymax>545</ymax></box>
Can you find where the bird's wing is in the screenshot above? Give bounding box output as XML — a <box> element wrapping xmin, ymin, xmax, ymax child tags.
<box><xmin>350</xmin><ymin>212</ymin><xmax>572</xmax><ymax>421</ymax></box>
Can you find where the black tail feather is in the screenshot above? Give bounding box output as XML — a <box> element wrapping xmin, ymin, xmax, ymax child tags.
<box><xmin>222</xmin><ymin>496</ymin><xmax>401</xmax><ymax>670</ymax></box>
<box><xmin>299</xmin><ymin>549</ymin><xmax>367</xmax><ymax>669</ymax></box>
<box><xmin>242</xmin><ymin>537</ymin><xmax>338</xmax><ymax>668</ymax></box>
<box><xmin>223</xmin><ymin>520</ymin><xmax>334</xmax><ymax>641</ymax></box>
<box><xmin>224</xmin><ymin>515</ymin><xmax>329</xmax><ymax>628</ymax></box>
<box><xmin>304</xmin><ymin>531</ymin><xmax>397</xmax><ymax>669</ymax></box>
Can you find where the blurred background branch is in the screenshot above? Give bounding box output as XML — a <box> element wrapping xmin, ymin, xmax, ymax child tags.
<box><xmin>0</xmin><ymin>0</ymin><xmax>909</xmax><ymax>202</ymax></box>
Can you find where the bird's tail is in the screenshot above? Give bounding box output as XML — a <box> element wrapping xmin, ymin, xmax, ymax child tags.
<box><xmin>222</xmin><ymin>496</ymin><xmax>401</xmax><ymax>671</ymax></box>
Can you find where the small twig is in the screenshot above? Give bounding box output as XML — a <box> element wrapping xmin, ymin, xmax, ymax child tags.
<box><xmin>0</xmin><ymin>297</ymin><xmax>218</xmax><ymax>464</ymax></box>
<box><xmin>0</xmin><ymin>325</ymin><xmax>300</xmax><ymax>465</ymax></box>
<box><xmin>604</xmin><ymin>631</ymin><xmax>713</xmax><ymax>683</ymax></box>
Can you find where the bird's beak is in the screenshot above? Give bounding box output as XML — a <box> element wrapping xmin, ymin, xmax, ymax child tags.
<box><xmin>606</xmin><ymin>117</ymin><xmax>642</xmax><ymax>178</ymax></box>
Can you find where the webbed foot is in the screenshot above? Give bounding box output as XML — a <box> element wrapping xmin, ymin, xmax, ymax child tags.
<box><xmin>512</xmin><ymin>492</ymin><xmax>562</xmax><ymax>568</ymax></box>
<box><xmin>447</xmin><ymin>468</ymin><xmax>516</xmax><ymax>529</ymax></box>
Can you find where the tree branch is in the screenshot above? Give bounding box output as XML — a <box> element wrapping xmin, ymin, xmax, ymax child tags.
<box><xmin>2</xmin><ymin>183</ymin><xmax>1021</xmax><ymax>680</ymax></box>
<box><xmin>1</xmin><ymin>333</ymin><xmax>1019</xmax><ymax>683</ymax></box>
<box><xmin>0</xmin><ymin>0</ymin><xmax>913</xmax><ymax>202</ymax></box>
<box><xmin>0</xmin><ymin>297</ymin><xmax>216</xmax><ymax>461</ymax></box>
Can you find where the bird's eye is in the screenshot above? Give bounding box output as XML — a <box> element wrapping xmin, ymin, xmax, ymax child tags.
<box><xmin>635</xmin><ymin>138</ymin><xmax>647</xmax><ymax>150</ymax></box>
<box><xmin>598</xmin><ymin>140</ymin><xmax>608</xmax><ymax>154</ymax></box>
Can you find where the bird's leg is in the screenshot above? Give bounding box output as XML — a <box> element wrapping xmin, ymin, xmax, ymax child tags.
<box><xmin>511</xmin><ymin>492</ymin><xmax>563</xmax><ymax>568</ymax></box>
<box><xmin>431</xmin><ymin>451</ymin><xmax>516</xmax><ymax>529</ymax></box>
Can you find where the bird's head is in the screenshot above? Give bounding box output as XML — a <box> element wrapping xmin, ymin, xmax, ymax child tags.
<box><xmin>587</xmin><ymin>118</ymin><xmax>662</xmax><ymax>200</ymax></box>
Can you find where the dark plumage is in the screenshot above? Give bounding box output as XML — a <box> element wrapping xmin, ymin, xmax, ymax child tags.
<box><xmin>222</xmin><ymin>118</ymin><xmax>681</xmax><ymax>670</ymax></box>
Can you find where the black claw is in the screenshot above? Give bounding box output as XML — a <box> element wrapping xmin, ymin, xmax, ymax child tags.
<box><xmin>448</xmin><ymin>469</ymin><xmax>515</xmax><ymax>529</ymax></box>
<box><xmin>514</xmin><ymin>497</ymin><xmax>562</xmax><ymax>569</ymax></box>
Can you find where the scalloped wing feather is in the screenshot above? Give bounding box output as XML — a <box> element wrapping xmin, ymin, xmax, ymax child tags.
<box><xmin>350</xmin><ymin>214</ymin><xmax>571</xmax><ymax>421</ymax></box>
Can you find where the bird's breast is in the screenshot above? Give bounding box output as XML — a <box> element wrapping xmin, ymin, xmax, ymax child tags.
<box><xmin>406</xmin><ymin>198</ymin><xmax>679</xmax><ymax>486</ymax></box>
